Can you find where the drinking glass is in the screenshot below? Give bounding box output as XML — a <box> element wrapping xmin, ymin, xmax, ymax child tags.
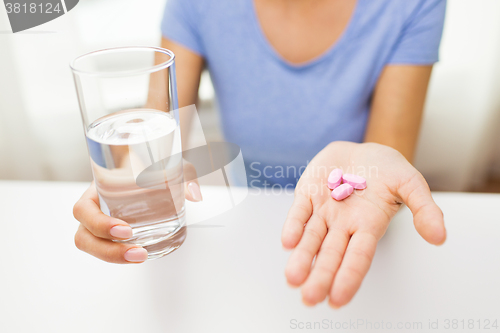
<box><xmin>70</xmin><ymin>46</ymin><xmax>186</xmax><ymax>259</ymax></box>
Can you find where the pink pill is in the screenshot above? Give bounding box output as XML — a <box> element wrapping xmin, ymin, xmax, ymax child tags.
<box><xmin>327</xmin><ymin>168</ymin><xmax>343</xmax><ymax>189</ymax></box>
<box><xmin>342</xmin><ymin>174</ymin><xmax>367</xmax><ymax>190</ymax></box>
<box><xmin>331</xmin><ymin>183</ymin><xmax>354</xmax><ymax>201</ymax></box>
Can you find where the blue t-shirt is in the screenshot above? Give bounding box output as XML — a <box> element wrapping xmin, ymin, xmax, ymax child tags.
<box><xmin>161</xmin><ymin>0</ymin><xmax>446</xmax><ymax>187</ymax></box>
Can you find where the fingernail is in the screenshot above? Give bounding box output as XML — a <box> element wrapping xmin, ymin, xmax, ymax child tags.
<box><xmin>328</xmin><ymin>301</ymin><xmax>341</xmax><ymax>309</ymax></box>
<box><xmin>188</xmin><ymin>182</ymin><xmax>203</xmax><ymax>201</ymax></box>
<box><xmin>110</xmin><ymin>225</ymin><xmax>133</xmax><ymax>239</ymax></box>
<box><xmin>124</xmin><ymin>248</ymin><xmax>148</xmax><ymax>263</ymax></box>
<box><xmin>302</xmin><ymin>298</ymin><xmax>315</xmax><ymax>307</ymax></box>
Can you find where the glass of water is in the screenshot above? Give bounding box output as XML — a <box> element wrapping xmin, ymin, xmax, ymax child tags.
<box><xmin>70</xmin><ymin>46</ymin><xmax>186</xmax><ymax>259</ymax></box>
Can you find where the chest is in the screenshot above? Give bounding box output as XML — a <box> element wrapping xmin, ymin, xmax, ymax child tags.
<box><xmin>253</xmin><ymin>0</ymin><xmax>358</xmax><ymax>65</ymax></box>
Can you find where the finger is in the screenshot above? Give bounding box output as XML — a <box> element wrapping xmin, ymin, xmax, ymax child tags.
<box><xmin>183</xmin><ymin>162</ymin><xmax>203</xmax><ymax>202</ymax></box>
<box><xmin>301</xmin><ymin>228</ymin><xmax>350</xmax><ymax>306</ymax></box>
<box><xmin>329</xmin><ymin>232</ymin><xmax>377</xmax><ymax>308</ymax></box>
<box><xmin>398</xmin><ymin>172</ymin><xmax>446</xmax><ymax>245</ymax></box>
<box><xmin>73</xmin><ymin>183</ymin><xmax>132</xmax><ymax>240</ymax></box>
<box><xmin>282</xmin><ymin>193</ymin><xmax>312</xmax><ymax>250</ymax></box>
<box><xmin>285</xmin><ymin>214</ymin><xmax>327</xmax><ymax>287</ymax></box>
<box><xmin>74</xmin><ymin>224</ymin><xmax>148</xmax><ymax>264</ymax></box>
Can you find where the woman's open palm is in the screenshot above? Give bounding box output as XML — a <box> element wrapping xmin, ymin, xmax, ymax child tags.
<box><xmin>282</xmin><ymin>142</ymin><xmax>446</xmax><ymax>308</ymax></box>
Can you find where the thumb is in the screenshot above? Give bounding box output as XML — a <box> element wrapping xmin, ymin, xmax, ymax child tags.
<box><xmin>183</xmin><ymin>161</ymin><xmax>203</xmax><ymax>202</ymax></box>
<box><xmin>397</xmin><ymin>171</ymin><xmax>446</xmax><ymax>245</ymax></box>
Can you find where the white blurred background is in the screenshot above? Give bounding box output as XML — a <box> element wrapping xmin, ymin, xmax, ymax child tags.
<box><xmin>1</xmin><ymin>0</ymin><xmax>500</xmax><ymax>192</ymax></box>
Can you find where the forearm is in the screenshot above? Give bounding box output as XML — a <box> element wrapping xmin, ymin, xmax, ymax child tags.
<box><xmin>364</xmin><ymin>65</ymin><xmax>433</xmax><ymax>162</ymax></box>
<box><xmin>157</xmin><ymin>37</ymin><xmax>204</xmax><ymax>149</ymax></box>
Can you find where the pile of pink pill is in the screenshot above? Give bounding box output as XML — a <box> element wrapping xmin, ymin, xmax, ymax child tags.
<box><xmin>327</xmin><ymin>169</ymin><xmax>366</xmax><ymax>201</ymax></box>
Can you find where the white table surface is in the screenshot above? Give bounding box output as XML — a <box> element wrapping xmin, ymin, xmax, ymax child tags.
<box><xmin>0</xmin><ymin>181</ymin><xmax>499</xmax><ymax>333</ymax></box>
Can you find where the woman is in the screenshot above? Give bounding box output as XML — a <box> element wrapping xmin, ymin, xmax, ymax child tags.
<box><xmin>73</xmin><ymin>0</ymin><xmax>447</xmax><ymax>309</ymax></box>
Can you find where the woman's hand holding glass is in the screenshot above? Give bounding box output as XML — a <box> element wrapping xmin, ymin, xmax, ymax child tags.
<box><xmin>73</xmin><ymin>162</ymin><xmax>202</xmax><ymax>264</ymax></box>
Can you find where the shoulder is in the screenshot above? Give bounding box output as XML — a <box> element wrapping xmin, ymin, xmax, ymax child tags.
<box><xmin>165</xmin><ymin>0</ymin><xmax>246</xmax><ymax>22</ymax></box>
<box><xmin>395</xmin><ymin>0</ymin><xmax>446</xmax><ymax>22</ymax></box>
<box><xmin>164</xmin><ymin>0</ymin><xmax>209</xmax><ymax>16</ymax></box>
<box><xmin>384</xmin><ymin>0</ymin><xmax>445</xmax><ymax>13</ymax></box>
<box><xmin>364</xmin><ymin>0</ymin><xmax>445</xmax><ymax>18</ymax></box>
<box><xmin>168</xmin><ymin>0</ymin><xmax>242</xmax><ymax>13</ymax></box>
<box><xmin>358</xmin><ymin>0</ymin><xmax>445</xmax><ymax>26</ymax></box>
<box><xmin>362</xmin><ymin>0</ymin><xmax>446</xmax><ymax>31</ymax></box>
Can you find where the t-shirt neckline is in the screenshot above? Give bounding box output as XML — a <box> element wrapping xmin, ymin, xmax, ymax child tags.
<box><xmin>248</xmin><ymin>0</ymin><xmax>362</xmax><ymax>70</ymax></box>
